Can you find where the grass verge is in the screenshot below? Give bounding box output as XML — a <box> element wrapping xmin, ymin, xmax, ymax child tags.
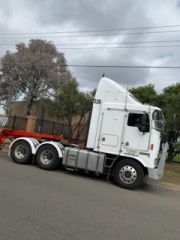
<box><xmin>162</xmin><ymin>162</ymin><xmax>180</xmax><ymax>185</ymax></box>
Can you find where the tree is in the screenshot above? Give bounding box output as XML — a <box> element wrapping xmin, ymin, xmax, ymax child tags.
<box><xmin>130</xmin><ymin>84</ymin><xmax>158</xmax><ymax>105</ymax></box>
<box><xmin>0</xmin><ymin>39</ymin><xmax>69</xmax><ymax>115</ymax></box>
<box><xmin>49</xmin><ymin>78</ymin><xmax>93</xmax><ymax>138</ymax></box>
<box><xmin>161</xmin><ymin>83</ymin><xmax>180</xmax><ymax>132</ymax></box>
<box><xmin>0</xmin><ymin>52</ymin><xmax>20</xmax><ymax>111</ymax></box>
<box><xmin>160</xmin><ymin>83</ymin><xmax>180</xmax><ymax>162</ymax></box>
<box><xmin>72</xmin><ymin>91</ymin><xmax>94</xmax><ymax>140</ymax></box>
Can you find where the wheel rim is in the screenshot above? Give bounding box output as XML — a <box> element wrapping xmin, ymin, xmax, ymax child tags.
<box><xmin>119</xmin><ymin>165</ymin><xmax>137</xmax><ymax>185</ymax></box>
<box><xmin>40</xmin><ymin>149</ymin><xmax>53</xmax><ymax>165</ymax></box>
<box><xmin>14</xmin><ymin>145</ymin><xmax>27</xmax><ymax>159</ymax></box>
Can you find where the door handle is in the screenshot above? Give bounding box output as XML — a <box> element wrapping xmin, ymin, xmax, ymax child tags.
<box><xmin>102</xmin><ymin>137</ymin><xmax>106</xmax><ymax>142</ymax></box>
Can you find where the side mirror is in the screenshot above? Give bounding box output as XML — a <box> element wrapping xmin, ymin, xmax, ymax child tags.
<box><xmin>138</xmin><ymin>113</ymin><xmax>150</xmax><ymax>133</ymax></box>
<box><xmin>138</xmin><ymin>125</ymin><xmax>147</xmax><ymax>133</ymax></box>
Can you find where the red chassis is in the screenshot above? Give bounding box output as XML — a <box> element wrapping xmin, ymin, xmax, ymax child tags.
<box><xmin>0</xmin><ymin>128</ymin><xmax>66</xmax><ymax>148</ymax></box>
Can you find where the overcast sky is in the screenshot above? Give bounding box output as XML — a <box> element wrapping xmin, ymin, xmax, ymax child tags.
<box><xmin>0</xmin><ymin>0</ymin><xmax>180</xmax><ymax>94</ymax></box>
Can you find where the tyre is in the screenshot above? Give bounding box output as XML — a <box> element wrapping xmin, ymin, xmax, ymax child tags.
<box><xmin>10</xmin><ymin>140</ymin><xmax>32</xmax><ymax>164</ymax></box>
<box><xmin>114</xmin><ymin>159</ymin><xmax>144</xmax><ymax>189</ymax></box>
<box><xmin>36</xmin><ymin>144</ymin><xmax>60</xmax><ymax>170</ymax></box>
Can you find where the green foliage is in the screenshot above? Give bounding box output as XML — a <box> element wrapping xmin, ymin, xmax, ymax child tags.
<box><xmin>49</xmin><ymin>78</ymin><xmax>93</xmax><ymax>137</ymax></box>
<box><xmin>172</xmin><ymin>142</ymin><xmax>180</xmax><ymax>150</ymax></box>
<box><xmin>0</xmin><ymin>52</ymin><xmax>20</xmax><ymax>107</ymax></box>
<box><xmin>161</xmin><ymin>83</ymin><xmax>180</xmax><ymax>132</ymax></box>
<box><xmin>0</xmin><ymin>39</ymin><xmax>69</xmax><ymax>115</ymax></box>
<box><xmin>130</xmin><ymin>84</ymin><xmax>157</xmax><ymax>105</ymax></box>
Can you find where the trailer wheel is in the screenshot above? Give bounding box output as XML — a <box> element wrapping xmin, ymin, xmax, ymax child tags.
<box><xmin>36</xmin><ymin>144</ymin><xmax>60</xmax><ymax>170</ymax></box>
<box><xmin>114</xmin><ymin>159</ymin><xmax>144</xmax><ymax>189</ymax></box>
<box><xmin>10</xmin><ymin>140</ymin><xmax>32</xmax><ymax>164</ymax></box>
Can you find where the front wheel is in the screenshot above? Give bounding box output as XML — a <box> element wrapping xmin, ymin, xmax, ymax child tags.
<box><xmin>114</xmin><ymin>159</ymin><xmax>144</xmax><ymax>189</ymax></box>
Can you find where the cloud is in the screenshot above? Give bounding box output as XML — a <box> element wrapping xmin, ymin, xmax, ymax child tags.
<box><xmin>0</xmin><ymin>0</ymin><xmax>180</xmax><ymax>92</ymax></box>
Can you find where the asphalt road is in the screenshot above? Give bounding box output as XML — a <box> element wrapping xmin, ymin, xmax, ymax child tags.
<box><xmin>0</xmin><ymin>151</ymin><xmax>180</xmax><ymax>240</ymax></box>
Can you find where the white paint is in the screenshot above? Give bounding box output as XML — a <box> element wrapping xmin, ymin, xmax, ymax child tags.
<box><xmin>123</xmin><ymin>121</ymin><xmax>150</xmax><ymax>151</ymax></box>
<box><xmin>36</xmin><ymin>141</ymin><xmax>64</xmax><ymax>159</ymax></box>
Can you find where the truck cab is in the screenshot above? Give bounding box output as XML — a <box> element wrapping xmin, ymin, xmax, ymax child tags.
<box><xmin>87</xmin><ymin>77</ymin><xmax>168</xmax><ymax>185</ymax></box>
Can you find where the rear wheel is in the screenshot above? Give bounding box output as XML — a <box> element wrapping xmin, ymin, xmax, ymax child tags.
<box><xmin>10</xmin><ymin>140</ymin><xmax>32</xmax><ymax>164</ymax></box>
<box><xmin>114</xmin><ymin>159</ymin><xmax>144</xmax><ymax>189</ymax></box>
<box><xmin>36</xmin><ymin>144</ymin><xmax>60</xmax><ymax>170</ymax></box>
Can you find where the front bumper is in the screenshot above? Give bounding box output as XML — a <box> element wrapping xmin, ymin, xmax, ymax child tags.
<box><xmin>148</xmin><ymin>143</ymin><xmax>169</xmax><ymax>181</ymax></box>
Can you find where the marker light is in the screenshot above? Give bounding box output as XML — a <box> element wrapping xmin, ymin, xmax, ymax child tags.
<box><xmin>150</xmin><ymin>144</ymin><xmax>154</xmax><ymax>150</ymax></box>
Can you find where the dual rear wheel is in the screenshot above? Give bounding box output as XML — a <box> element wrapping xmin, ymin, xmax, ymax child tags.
<box><xmin>10</xmin><ymin>140</ymin><xmax>32</xmax><ymax>164</ymax></box>
<box><xmin>36</xmin><ymin>145</ymin><xmax>60</xmax><ymax>170</ymax></box>
<box><xmin>10</xmin><ymin>140</ymin><xmax>60</xmax><ymax>170</ymax></box>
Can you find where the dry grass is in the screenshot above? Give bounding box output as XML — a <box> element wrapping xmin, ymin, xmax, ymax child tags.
<box><xmin>162</xmin><ymin>163</ymin><xmax>180</xmax><ymax>185</ymax></box>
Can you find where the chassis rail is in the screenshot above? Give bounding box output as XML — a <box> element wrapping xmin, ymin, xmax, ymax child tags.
<box><xmin>0</xmin><ymin>128</ymin><xmax>66</xmax><ymax>148</ymax></box>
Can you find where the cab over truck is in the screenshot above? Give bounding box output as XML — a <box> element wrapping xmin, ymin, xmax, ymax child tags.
<box><xmin>9</xmin><ymin>77</ymin><xmax>168</xmax><ymax>189</ymax></box>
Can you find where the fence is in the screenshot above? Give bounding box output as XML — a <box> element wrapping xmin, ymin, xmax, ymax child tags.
<box><xmin>0</xmin><ymin>114</ymin><xmax>70</xmax><ymax>137</ymax></box>
<box><xmin>35</xmin><ymin>119</ymin><xmax>70</xmax><ymax>137</ymax></box>
<box><xmin>0</xmin><ymin>114</ymin><xmax>27</xmax><ymax>131</ymax></box>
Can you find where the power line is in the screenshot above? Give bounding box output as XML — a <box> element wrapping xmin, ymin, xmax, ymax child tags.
<box><xmin>1</xmin><ymin>24</ymin><xmax>180</xmax><ymax>35</ymax></box>
<box><xmin>45</xmin><ymin>39</ymin><xmax>180</xmax><ymax>45</ymax></box>
<box><xmin>2</xmin><ymin>45</ymin><xmax>180</xmax><ymax>51</ymax></box>
<box><xmin>0</xmin><ymin>61</ymin><xmax>180</xmax><ymax>69</ymax></box>
<box><xmin>57</xmin><ymin>45</ymin><xmax>180</xmax><ymax>49</ymax></box>
<box><xmin>1</xmin><ymin>29</ymin><xmax>180</xmax><ymax>39</ymax></box>
<box><xmin>2</xmin><ymin>39</ymin><xmax>180</xmax><ymax>46</ymax></box>
<box><xmin>67</xmin><ymin>64</ymin><xmax>180</xmax><ymax>69</ymax></box>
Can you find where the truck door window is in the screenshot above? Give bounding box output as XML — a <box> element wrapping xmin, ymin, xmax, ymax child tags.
<box><xmin>128</xmin><ymin>113</ymin><xmax>150</xmax><ymax>132</ymax></box>
<box><xmin>128</xmin><ymin>113</ymin><xmax>143</xmax><ymax>127</ymax></box>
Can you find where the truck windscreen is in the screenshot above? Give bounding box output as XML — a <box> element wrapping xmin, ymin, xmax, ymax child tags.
<box><xmin>152</xmin><ymin>110</ymin><xmax>164</xmax><ymax>131</ymax></box>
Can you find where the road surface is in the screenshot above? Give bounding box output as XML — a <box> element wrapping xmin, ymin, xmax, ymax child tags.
<box><xmin>0</xmin><ymin>151</ymin><xmax>180</xmax><ymax>240</ymax></box>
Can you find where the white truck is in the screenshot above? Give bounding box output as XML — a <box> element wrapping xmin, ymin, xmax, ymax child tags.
<box><xmin>9</xmin><ymin>77</ymin><xmax>168</xmax><ymax>189</ymax></box>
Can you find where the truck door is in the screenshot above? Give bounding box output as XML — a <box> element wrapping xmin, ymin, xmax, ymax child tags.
<box><xmin>123</xmin><ymin>112</ymin><xmax>150</xmax><ymax>151</ymax></box>
<box><xmin>97</xmin><ymin>109</ymin><xmax>125</xmax><ymax>154</ymax></box>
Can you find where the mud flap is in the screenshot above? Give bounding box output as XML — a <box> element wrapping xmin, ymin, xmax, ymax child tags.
<box><xmin>148</xmin><ymin>143</ymin><xmax>169</xmax><ymax>181</ymax></box>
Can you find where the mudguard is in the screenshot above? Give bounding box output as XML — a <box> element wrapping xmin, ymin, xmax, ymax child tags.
<box><xmin>9</xmin><ymin>137</ymin><xmax>40</xmax><ymax>155</ymax></box>
<box><xmin>35</xmin><ymin>141</ymin><xmax>64</xmax><ymax>158</ymax></box>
